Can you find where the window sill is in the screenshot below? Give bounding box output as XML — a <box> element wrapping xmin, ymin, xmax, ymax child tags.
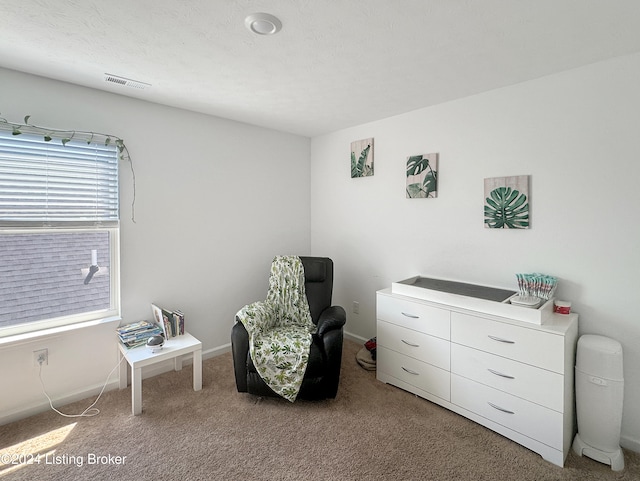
<box><xmin>0</xmin><ymin>316</ymin><xmax>121</xmax><ymax>349</ymax></box>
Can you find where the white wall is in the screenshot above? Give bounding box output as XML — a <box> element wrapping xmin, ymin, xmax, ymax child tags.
<box><xmin>0</xmin><ymin>67</ymin><xmax>311</xmax><ymax>423</ymax></box>
<box><xmin>310</xmin><ymin>53</ymin><xmax>640</xmax><ymax>451</ymax></box>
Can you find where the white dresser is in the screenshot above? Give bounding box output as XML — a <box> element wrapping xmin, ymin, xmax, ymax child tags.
<box><xmin>376</xmin><ymin>288</ymin><xmax>578</xmax><ymax>466</ymax></box>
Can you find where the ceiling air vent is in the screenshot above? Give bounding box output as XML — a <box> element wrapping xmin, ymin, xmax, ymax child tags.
<box><xmin>104</xmin><ymin>73</ymin><xmax>150</xmax><ymax>90</ymax></box>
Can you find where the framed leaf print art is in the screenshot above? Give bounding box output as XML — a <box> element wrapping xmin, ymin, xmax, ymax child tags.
<box><xmin>484</xmin><ymin>175</ymin><xmax>530</xmax><ymax>229</ymax></box>
<box><xmin>406</xmin><ymin>153</ymin><xmax>438</xmax><ymax>198</ymax></box>
<box><xmin>351</xmin><ymin>138</ymin><xmax>374</xmax><ymax>178</ymax></box>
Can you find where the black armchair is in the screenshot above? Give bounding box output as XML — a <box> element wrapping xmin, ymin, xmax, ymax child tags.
<box><xmin>232</xmin><ymin>256</ymin><xmax>346</xmax><ymax>400</ymax></box>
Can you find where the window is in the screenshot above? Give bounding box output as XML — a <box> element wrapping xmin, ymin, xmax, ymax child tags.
<box><xmin>0</xmin><ymin>130</ymin><xmax>120</xmax><ymax>337</ymax></box>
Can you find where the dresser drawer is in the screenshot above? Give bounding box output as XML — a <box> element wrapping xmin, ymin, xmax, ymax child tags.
<box><xmin>378</xmin><ymin>320</ymin><xmax>450</xmax><ymax>370</ymax></box>
<box><xmin>451</xmin><ymin>343</ymin><xmax>563</xmax><ymax>412</ymax></box>
<box><xmin>451</xmin><ymin>374</ymin><xmax>563</xmax><ymax>449</ymax></box>
<box><xmin>451</xmin><ymin>312</ymin><xmax>564</xmax><ymax>373</ymax></box>
<box><xmin>378</xmin><ymin>347</ymin><xmax>450</xmax><ymax>401</ymax></box>
<box><xmin>377</xmin><ymin>293</ymin><xmax>450</xmax><ymax>340</ymax></box>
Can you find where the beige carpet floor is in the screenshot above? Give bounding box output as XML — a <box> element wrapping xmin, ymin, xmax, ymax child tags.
<box><xmin>1</xmin><ymin>340</ymin><xmax>638</xmax><ymax>481</ymax></box>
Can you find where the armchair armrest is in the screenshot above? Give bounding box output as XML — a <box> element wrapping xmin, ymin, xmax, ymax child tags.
<box><xmin>316</xmin><ymin>305</ymin><xmax>346</xmax><ymax>337</ymax></box>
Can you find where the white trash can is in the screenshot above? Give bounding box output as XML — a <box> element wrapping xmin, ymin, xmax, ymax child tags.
<box><xmin>572</xmin><ymin>334</ymin><xmax>624</xmax><ymax>471</ymax></box>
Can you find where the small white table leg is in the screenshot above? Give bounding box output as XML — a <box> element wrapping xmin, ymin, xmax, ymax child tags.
<box><xmin>174</xmin><ymin>355</ymin><xmax>182</xmax><ymax>371</ymax></box>
<box><xmin>132</xmin><ymin>366</ymin><xmax>143</xmax><ymax>415</ymax></box>
<box><xmin>118</xmin><ymin>351</ymin><xmax>127</xmax><ymax>390</ymax></box>
<box><xmin>193</xmin><ymin>348</ymin><xmax>202</xmax><ymax>391</ymax></box>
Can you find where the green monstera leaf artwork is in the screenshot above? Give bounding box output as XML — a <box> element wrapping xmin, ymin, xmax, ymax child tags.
<box><xmin>406</xmin><ymin>153</ymin><xmax>438</xmax><ymax>198</ymax></box>
<box><xmin>351</xmin><ymin>138</ymin><xmax>374</xmax><ymax>178</ymax></box>
<box><xmin>484</xmin><ymin>175</ymin><xmax>530</xmax><ymax>229</ymax></box>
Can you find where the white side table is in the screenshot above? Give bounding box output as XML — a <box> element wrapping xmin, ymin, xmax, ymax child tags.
<box><xmin>118</xmin><ymin>332</ymin><xmax>202</xmax><ymax>415</ymax></box>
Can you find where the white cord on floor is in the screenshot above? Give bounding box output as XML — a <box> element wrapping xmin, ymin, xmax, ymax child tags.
<box><xmin>38</xmin><ymin>354</ymin><xmax>125</xmax><ymax>418</ymax></box>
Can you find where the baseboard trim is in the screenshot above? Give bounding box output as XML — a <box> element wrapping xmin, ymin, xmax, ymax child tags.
<box><xmin>0</xmin><ymin>379</ymin><xmax>121</xmax><ymax>427</ymax></box>
<box><xmin>621</xmin><ymin>435</ymin><xmax>640</xmax><ymax>453</ymax></box>
<box><xmin>206</xmin><ymin>342</ymin><xmax>231</xmax><ymax>359</ymax></box>
<box><xmin>344</xmin><ymin>330</ymin><xmax>367</xmax><ymax>344</ymax></box>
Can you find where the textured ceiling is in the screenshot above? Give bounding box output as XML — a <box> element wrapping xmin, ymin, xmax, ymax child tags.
<box><xmin>1</xmin><ymin>1</ymin><xmax>640</xmax><ymax>137</ymax></box>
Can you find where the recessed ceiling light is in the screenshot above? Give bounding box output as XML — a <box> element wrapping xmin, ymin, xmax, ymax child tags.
<box><xmin>245</xmin><ymin>13</ymin><xmax>282</xmax><ymax>35</ymax></box>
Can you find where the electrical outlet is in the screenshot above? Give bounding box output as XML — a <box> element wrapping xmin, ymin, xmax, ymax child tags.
<box><xmin>352</xmin><ymin>301</ymin><xmax>360</xmax><ymax>314</ymax></box>
<box><xmin>34</xmin><ymin>348</ymin><xmax>48</xmax><ymax>367</ymax></box>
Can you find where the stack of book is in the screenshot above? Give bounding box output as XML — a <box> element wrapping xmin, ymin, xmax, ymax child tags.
<box><xmin>116</xmin><ymin>321</ymin><xmax>164</xmax><ymax>349</ymax></box>
<box><xmin>151</xmin><ymin>304</ymin><xmax>185</xmax><ymax>338</ymax></box>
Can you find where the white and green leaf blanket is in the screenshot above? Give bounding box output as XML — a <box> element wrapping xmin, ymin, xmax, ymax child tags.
<box><xmin>236</xmin><ymin>256</ymin><xmax>315</xmax><ymax>402</ymax></box>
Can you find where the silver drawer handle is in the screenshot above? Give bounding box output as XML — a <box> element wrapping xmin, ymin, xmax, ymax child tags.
<box><xmin>488</xmin><ymin>402</ymin><xmax>515</xmax><ymax>415</ymax></box>
<box><xmin>401</xmin><ymin>366</ymin><xmax>420</xmax><ymax>375</ymax></box>
<box><xmin>487</xmin><ymin>368</ymin><xmax>515</xmax><ymax>379</ymax></box>
<box><xmin>401</xmin><ymin>312</ymin><xmax>419</xmax><ymax>319</ymax></box>
<box><xmin>401</xmin><ymin>339</ymin><xmax>420</xmax><ymax>348</ymax></box>
<box><xmin>488</xmin><ymin>335</ymin><xmax>515</xmax><ymax>344</ymax></box>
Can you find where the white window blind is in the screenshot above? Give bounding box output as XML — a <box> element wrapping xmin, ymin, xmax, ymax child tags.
<box><xmin>0</xmin><ymin>131</ymin><xmax>119</xmax><ymax>227</ymax></box>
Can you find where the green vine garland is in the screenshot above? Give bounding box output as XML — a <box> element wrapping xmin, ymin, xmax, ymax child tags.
<box><xmin>0</xmin><ymin>114</ymin><xmax>136</xmax><ymax>223</ymax></box>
